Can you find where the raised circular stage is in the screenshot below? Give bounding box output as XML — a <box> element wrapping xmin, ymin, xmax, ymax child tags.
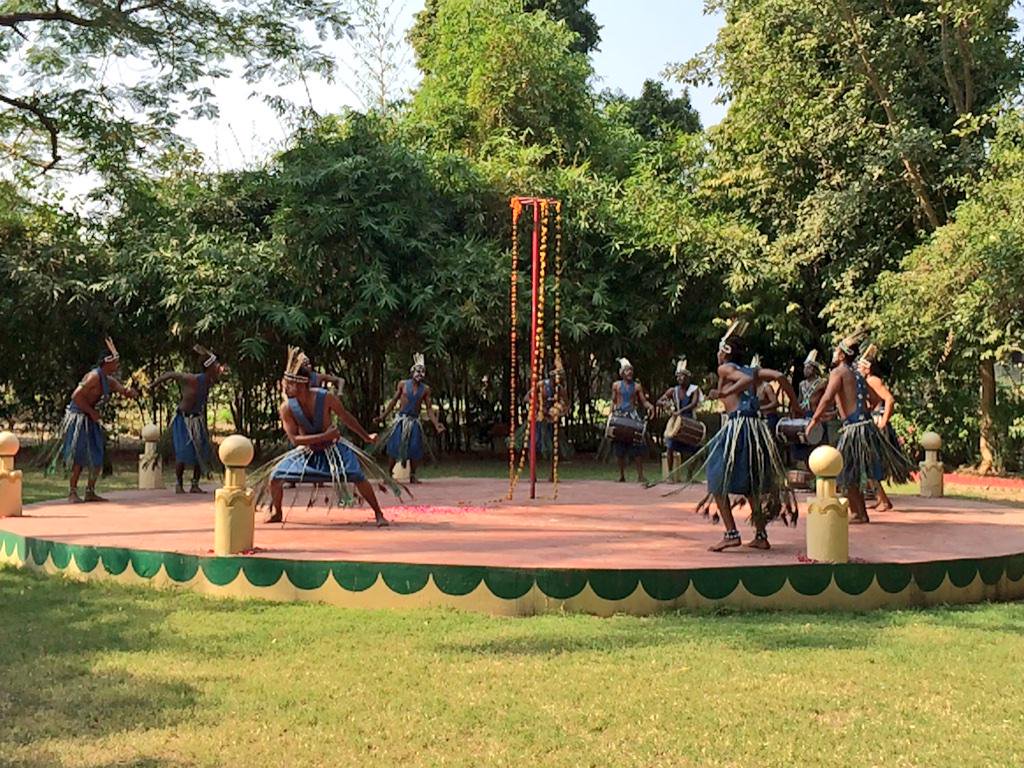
<box><xmin>2</xmin><ymin>478</ymin><xmax>1023</xmax><ymax>615</ymax></box>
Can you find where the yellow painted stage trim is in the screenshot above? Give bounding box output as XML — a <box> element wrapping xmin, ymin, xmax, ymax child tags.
<box><xmin>5</xmin><ymin>541</ymin><xmax>1024</xmax><ymax>616</ymax></box>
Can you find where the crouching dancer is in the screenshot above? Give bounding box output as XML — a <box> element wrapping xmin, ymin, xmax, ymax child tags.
<box><xmin>256</xmin><ymin>348</ymin><xmax>403</xmax><ymax>526</ymax></box>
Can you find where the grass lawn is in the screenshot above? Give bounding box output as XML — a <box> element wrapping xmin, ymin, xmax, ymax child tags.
<box><xmin>1</xmin><ymin>568</ymin><xmax>1023</xmax><ymax>767</ymax></box>
<box><xmin>9</xmin><ymin>454</ymin><xmax>1024</xmax><ymax>766</ymax></box>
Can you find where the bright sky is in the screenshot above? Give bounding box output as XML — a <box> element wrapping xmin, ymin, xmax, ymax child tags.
<box><xmin>175</xmin><ymin>1</ymin><xmax>725</xmax><ymax>170</ymax></box>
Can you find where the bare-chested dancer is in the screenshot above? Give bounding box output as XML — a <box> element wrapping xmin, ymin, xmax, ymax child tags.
<box><xmin>703</xmin><ymin>325</ymin><xmax>801</xmax><ymax>551</ymax></box>
<box><xmin>807</xmin><ymin>332</ymin><xmax>914</xmax><ymax>524</ymax></box>
<box><xmin>258</xmin><ymin>348</ymin><xmax>401</xmax><ymax>525</ymax></box>
<box><xmin>51</xmin><ymin>338</ymin><xmax>139</xmax><ymax>502</ymax></box>
<box><xmin>151</xmin><ymin>345</ymin><xmax>227</xmax><ymax>494</ymax></box>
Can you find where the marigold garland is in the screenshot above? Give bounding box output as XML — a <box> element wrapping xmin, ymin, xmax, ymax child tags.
<box><xmin>552</xmin><ymin>200</ymin><xmax>563</xmax><ymax>498</ymax></box>
<box><xmin>508</xmin><ymin>198</ymin><xmax>522</xmax><ymax>499</ymax></box>
<box><xmin>507</xmin><ymin>196</ymin><xmax>563</xmax><ymax>500</ymax></box>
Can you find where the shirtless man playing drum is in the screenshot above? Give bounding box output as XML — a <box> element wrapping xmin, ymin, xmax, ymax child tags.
<box><xmin>611</xmin><ymin>358</ymin><xmax>655</xmax><ymax>483</ymax></box>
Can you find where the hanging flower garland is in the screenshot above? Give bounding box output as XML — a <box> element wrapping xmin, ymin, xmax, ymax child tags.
<box><xmin>552</xmin><ymin>200</ymin><xmax>563</xmax><ymax>498</ymax></box>
<box><xmin>506</xmin><ymin>196</ymin><xmax>563</xmax><ymax>501</ymax></box>
<box><xmin>507</xmin><ymin>198</ymin><xmax>522</xmax><ymax>499</ymax></box>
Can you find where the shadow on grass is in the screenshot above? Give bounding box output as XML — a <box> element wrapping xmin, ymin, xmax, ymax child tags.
<box><xmin>0</xmin><ymin>567</ymin><xmax>206</xmax><ymax>766</ymax></box>
<box><xmin>439</xmin><ymin>602</ymin><xmax>1024</xmax><ymax>658</ymax></box>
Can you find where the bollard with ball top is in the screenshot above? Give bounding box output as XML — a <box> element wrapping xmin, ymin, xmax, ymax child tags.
<box><xmin>0</xmin><ymin>432</ymin><xmax>23</xmax><ymax>518</ymax></box>
<box><xmin>138</xmin><ymin>423</ymin><xmax>164</xmax><ymax>490</ymax></box>
<box><xmin>919</xmin><ymin>431</ymin><xmax>944</xmax><ymax>498</ymax></box>
<box><xmin>392</xmin><ymin>460</ymin><xmax>411</xmax><ymax>484</ymax></box>
<box><xmin>805</xmin><ymin>445</ymin><xmax>849</xmax><ymax>563</ymax></box>
<box><xmin>214</xmin><ymin>434</ymin><xmax>255</xmax><ymax>556</ymax></box>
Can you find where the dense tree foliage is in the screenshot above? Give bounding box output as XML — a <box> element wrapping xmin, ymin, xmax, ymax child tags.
<box><xmin>3</xmin><ymin>0</ymin><xmax>1024</xmax><ymax>471</ymax></box>
<box><xmin>673</xmin><ymin>0</ymin><xmax>1023</xmax><ymax>345</ymax></box>
<box><xmin>0</xmin><ymin>0</ymin><xmax>349</xmax><ymax>175</ymax></box>
<box><xmin>409</xmin><ymin>0</ymin><xmax>601</xmax><ymax>64</ymax></box>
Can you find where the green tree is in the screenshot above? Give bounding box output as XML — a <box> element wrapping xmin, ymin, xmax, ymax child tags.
<box><xmin>603</xmin><ymin>80</ymin><xmax>702</xmax><ymax>141</ymax></box>
<box><xmin>873</xmin><ymin>109</ymin><xmax>1024</xmax><ymax>472</ymax></box>
<box><xmin>407</xmin><ymin>0</ymin><xmax>595</xmax><ymax>155</ymax></box>
<box><xmin>0</xmin><ymin>0</ymin><xmax>350</xmax><ymax>174</ymax></box>
<box><xmin>409</xmin><ymin>0</ymin><xmax>601</xmax><ymax>66</ymax></box>
<box><xmin>0</xmin><ymin>182</ymin><xmax>112</xmax><ymax>425</ymax></box>
<box><xmin>672</xmin><ymin>0</ymin><xmax>1023</xmax><ymax>345</ymax></box>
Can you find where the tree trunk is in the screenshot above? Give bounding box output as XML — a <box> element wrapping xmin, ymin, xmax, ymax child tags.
<box><xmin>978</xmin><ymin>358</ymin><xmax>996</xmax><ymax>474</ymax></box>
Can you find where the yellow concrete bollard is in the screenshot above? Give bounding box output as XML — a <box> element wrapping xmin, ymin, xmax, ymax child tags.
<box><xmin>0</xmin><ymin>432</ymin><xmax>23</xmax><ymax>518</ymax></box>
<box><xmin>138</xmin><ymin>423</ymin><xmax>164</xmax><ymax>490</ymax></box>
<box><xmin>806</xmin><ymin>445</ymin><xmax>849</xmax><ymax>563</ymax></box>
<box><xmin>919</xmin><ymin>431</ymin><xmax>944</xmax><ymax>498</ymax></box>
<box><xmin>391</xmin><ymin>460</ymin><xmax>412</xmax><ymax>484</ymax></box>
<box><xmin>214</xmin><ymin>435</ymin><xmax>255</xmax><ymax>556</ymax></box>
<box><xmin>660</xmin><ymin>453</ymin><xmax>679</xmax><ymax>484</ymax></box>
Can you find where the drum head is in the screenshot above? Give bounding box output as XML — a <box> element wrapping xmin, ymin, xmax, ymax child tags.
<box><xmin>664</xmin><ymin>414</ymin><xmax>681</xmax><ymax>440</ymax></box>
<box><xmin>806</xmin><ymin>421</ymin><xmax>824</xmax><ymax>445</ymax></box>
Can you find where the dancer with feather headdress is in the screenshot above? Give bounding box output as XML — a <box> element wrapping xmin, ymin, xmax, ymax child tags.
<box><xmin>377</xmin><ymin>353</ymin><xmax>445</xmax><ymax>484</ymax></box>
<box><xmin>254</xmin><ymin>348</ymin><xmax>403</xmax><ymax>526</ymax></box>
<box><xmin>151</xmin><ymin>345</ymin><xmax>227</xmax><ymax>494</ymax></box>
<box><xmin>807</xmin><ymin>331</ymin><xmax>915</xmax><ymax>524</ymax></box>
<box><xmin>47</xmin><ymin>337</ymin><xmax>139</xmax><ymax>502</ymax></box>
<box><xmin>670</xmin><ymin>322</ymin><xmax>801</xmax><ymax>551</ymax></box>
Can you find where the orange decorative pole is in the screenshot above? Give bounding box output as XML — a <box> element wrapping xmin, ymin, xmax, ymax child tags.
<box><xmin>508</xmin><ymin>196</ymin><xmax>563</xmax><ymax>502</ymax></box>
<box><xmin>527</xmin><ymin>201</ymin><xmax>541</xmax><ymax>499</ymax></box>
<box><xmin>508</xmin><ymin>199</ymin><xmax>522</xmax><ymax>499</ymax></box>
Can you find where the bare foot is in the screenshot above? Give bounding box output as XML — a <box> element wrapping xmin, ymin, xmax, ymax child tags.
<box><xmin>849</xmin><ymin>514</ymin><xmax>870</xmax><ymax>525</ymax></box>
<box><xmin>375</xmin><ymin>516</ymin><xmax>390</xmax><ymax>528</ymax></box>
<box><xmin>68</xmin><ymin>491</ymin><xmax>83</xmax><ymax>504</ymax></box>
<box><xmin>617</xmin><ymin>477</ymin><xmax>626</xmax><ymax>483</ymax></box>
<box><xmin>84</xmin><ymin>490</ymin><xmax>108</xmax><ymax>503</ymax></box>
<box><xmin>265</xmin><ymin>511</ymin><xmax>283</xmax><ymax>524</ymax></box>
<box><xmin>189</xmin><ymin>484</ymin><xmax>207</xmax><ymax>494</ymax></box>
<box><xmin>874</xmin><ymin>503</ymin><xmax>893</xmax><ymax>513</ymax></box>
<box><xmin>410</xmin><ymin>476</ymin><xmax>421</xmax><ymax>485</ymax></box>
<box><xmin>175</xmin><ymin>484</ymin><xmax>186</xmax><ymax>494</ymax></box>
<box><xmin>747</xmin><ymin>537</ymin><xmax>771</xmax><ymax>550</ymax></box>
<box><xmin>709</xmin><ymin>535</ymin><xmax>742</xmax><ymax>552</ymax></box>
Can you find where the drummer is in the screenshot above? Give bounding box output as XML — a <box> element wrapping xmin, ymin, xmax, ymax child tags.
<box><xmin>611</xmin><ymin>358</ymin><xmax>655</xmax><ymax>483</ymax></box>
<box><xmin>792</xmin><ymin>349</ymin><xmax>826</xmax><ymax>465</ymax></box>
<box><xmin>657</xmin><ymin>358</ymin><xmax>703</xmax><ymax>472</ymax></box>
<box><xmin>752</xmin><ymin>355</ymin><xmax>783</xmax><ymax>434</ymax></box>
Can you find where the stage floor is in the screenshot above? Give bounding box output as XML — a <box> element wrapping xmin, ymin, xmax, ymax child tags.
<box><xmin>4</xmin><ymin>478</ymin><xmax>1024</xmax><ymax>566</ymax></box>
<box><xmin>4</xmin><ymin>479</ymin><xmax>1024</xmax><ymax>614</ymax></box>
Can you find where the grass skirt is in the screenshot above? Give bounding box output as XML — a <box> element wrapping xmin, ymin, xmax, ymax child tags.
<box><xmin>43</xmin><ymin>408</ymin><xmax>110</xmax><ymax>476</ymax></box>
<box><xmin>837</xmin><ymin>418</ymin><xmax>916</xmax><ymax>491</ymax></box>
<box><xmin>252</xmin><ymin>438</ymin><xmax>405</xmax><ymax>510</ymax></box>
<box><xmin>171</xmin><ymin>411</ymin><xmax>214</xmax><ymax>474</ymax></box>
<box><xmin>665</xmin><ymin>413</ymin><xmax>792</xmax><ymax>528</ymax></box>
<box><xmin>376</xmin><ymin>415</ymin><xmax>431</xmax><ymax>465</ymax></box>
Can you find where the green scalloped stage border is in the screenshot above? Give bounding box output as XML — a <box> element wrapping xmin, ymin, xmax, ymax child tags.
<box><xmin>2</xmin><ymin>530</ymin><xmax>1024</xmax><ymax>615</ymax></box>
